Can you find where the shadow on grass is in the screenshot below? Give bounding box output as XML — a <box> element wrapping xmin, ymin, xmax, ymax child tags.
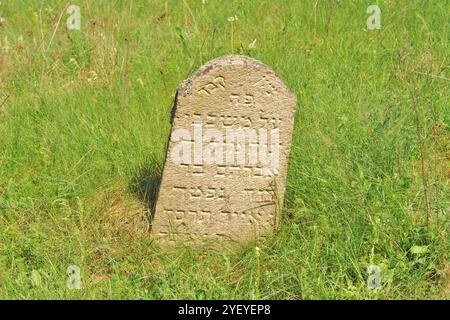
<box><xmin>128</xmin><ymin>156</ymin><xmax>163</xmax><ymax>228</ymax></box>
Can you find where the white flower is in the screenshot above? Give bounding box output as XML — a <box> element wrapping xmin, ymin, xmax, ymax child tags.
<box><xmin>87</xmin><ymin>70</ymin><xmax>97</xmax><ymax>83</ymax></box>
<box><xmin>227</xmin><ymin>15</ymin><xmax>238</xmax><ymax>22</ymax></box>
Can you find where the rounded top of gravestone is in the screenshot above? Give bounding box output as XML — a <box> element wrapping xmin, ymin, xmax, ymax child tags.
<box><xmin>178</xmin><ymin>55</ymin><xmax>295</xmax><ymax>98</ymax></box>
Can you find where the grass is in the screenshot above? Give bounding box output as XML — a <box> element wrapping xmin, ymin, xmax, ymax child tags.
<box><xmin>0</xmin><ymin>0</ymin><xmax>448</xmax><ymax>299</ymax></box>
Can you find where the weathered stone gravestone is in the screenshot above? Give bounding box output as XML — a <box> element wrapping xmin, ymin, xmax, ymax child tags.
<box><xmin>152</xmin><ymin>55</ymin><xmax>297</xmax><ymax>244</ymax></box>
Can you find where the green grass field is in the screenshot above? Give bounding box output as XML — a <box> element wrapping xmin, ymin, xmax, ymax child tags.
<box><xmin>0</xmin><ymin>0</ymin><xmax>448</xmax><ymax>299</ymax></box>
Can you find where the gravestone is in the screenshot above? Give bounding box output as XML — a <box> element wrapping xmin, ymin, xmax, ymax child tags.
<box><xmin>152</xmin><ymin>55</ymin><xmax>297</xmax><ymax>244</ymax></box>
